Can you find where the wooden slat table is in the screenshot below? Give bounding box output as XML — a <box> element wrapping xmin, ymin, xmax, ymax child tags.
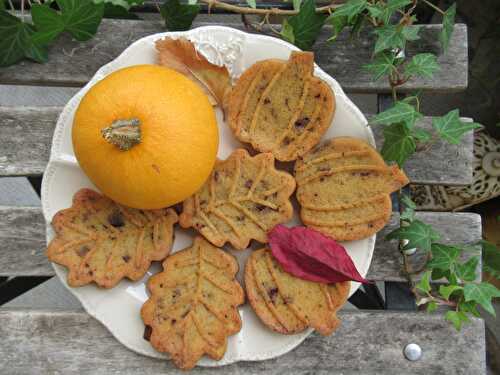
<box><xmin>0</xmin><ymin>15</ymin><xmax>486</xmax><ymax>374</ymax></box>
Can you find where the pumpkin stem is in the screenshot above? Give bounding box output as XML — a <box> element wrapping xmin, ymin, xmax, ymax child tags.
<box><xmin>101</xmin><ymin>118</ymin><xmax>141</xmax><ymax>151</ymax></box>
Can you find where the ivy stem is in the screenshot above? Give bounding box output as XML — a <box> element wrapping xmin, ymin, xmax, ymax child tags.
<box><xmin>199</xmin><ymin>0</ymin><xmax>340</xmax><ymax>16</ymax></box>
<box><xmin>7</xmin><ymin>0</ymin><xmax>14</xmax><ymax>11</ymax></box>
<box><xmin>421</xmin><ymin>0</ymin><xmax>446</xmax><ymax>15</ymax></box>
<box><xmin>391</xmin><ymin>85</ymin><xmax>397</xmax><ymax>101</ymax></box>
<box><xmin>265</xmin><ymin>14</ymin><xmax>283</xmax><ymax>36</ymax></box>
<box><xmin>398</xmin><ymin>189</ymin><xmax>416</xmax><ymax>289</ymax></box>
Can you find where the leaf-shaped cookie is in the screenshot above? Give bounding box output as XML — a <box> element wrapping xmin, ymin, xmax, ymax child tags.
<box><xmin>141</xmin><ymin>236</ymin><xmax>244</xmax><ymax>370</ymax></box>
<box><xmin>46</xmin><ymin>189</ymin><xmax>178</xmax><ymax>288</ymax></box>
<box><xmin>156</xmin><ymin>37</ymin><xmax>231</xmax><ymax>107</ymax></box>
<box><xmin>226</xmin><ymin>51</ymin><xmax>335</xmax><ymax>161</ymax></box>
<box><xmin>245</xmin><ymin>248</ymin><xmax>350</xmax><ymax>335</ymax></box>
<box><xmin>294</xmin><ymin>137</ymin><xmax>409</xmax><ymax>241</ymax></box>
<box><xmin>179</xmin><ymin>149</ymin><xmax>296</xmax><ymax>250</ymax></box>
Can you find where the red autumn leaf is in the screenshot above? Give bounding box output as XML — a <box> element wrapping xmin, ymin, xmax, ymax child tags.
<box><xmin>268</xmin><ymin>225</ymin><xmax>370</xmax><ymax>284</ymax></box>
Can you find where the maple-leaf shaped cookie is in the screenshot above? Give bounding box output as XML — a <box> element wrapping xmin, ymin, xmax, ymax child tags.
<box><xmin>179</xmin><ymin>149</ymin><xmax>296</xmax><ymax>250</ymax></box>
<box><xmin>141</xmin><ymin>236</ymin><xmax>244</xmax><ymax>370</ymax></box>
<box><xmin>227</xmin><ymin>51</ymin><xmax>335</xmax><ymax>161</ymax></box>
<box><xmin>46</xmin><ymin>189</ymin><xmax>178</xmax><ymax>288</ymax></box>
<box><xmin>245</xmin><ymin>248</ymin><xmax>350</xmax><ymax>335</ymax></box>
<box><xmin>294</xmin><ymin>137</ymin><xmax>409</xmax><ymax>241</ymax></box>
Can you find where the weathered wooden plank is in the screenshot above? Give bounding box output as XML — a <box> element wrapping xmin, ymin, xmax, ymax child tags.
<box><xmin>0</xmin><ymin>107</ymin><xmax>474</xmax><ymax>185</ymax></box>
<box><xmin>0</xmin><ymin>19</ymin><xmax>467</xmax><ymax>93</ymax></box>
<box><xmin>0</xmin><ymin>308</ymin><xmax>486</xmax><ymax>374</ymax></box>
<box><xmin>0</xmin><ymin>107</ymin><xmax>58</xmax><ymax>176</ymax></box>
<box><xmin>0</xmin><ymin>206</ymin><xmax>47</xmax><ymax>277</ymax></box>
<box><xmin>369</xmin><ymin>116</ymin><xmax>475</xmax><ymax>186</ymax></box>
<box><xmin>0</xmin><ymin>206</ymin><xmax>481</xmax><ymax>281</ymax></box>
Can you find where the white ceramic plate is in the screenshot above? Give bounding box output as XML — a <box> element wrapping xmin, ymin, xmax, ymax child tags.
<box><xmin>42</xmin><ymin>26</ymin><xmax>375</xmax><ymax>367</ymax></box>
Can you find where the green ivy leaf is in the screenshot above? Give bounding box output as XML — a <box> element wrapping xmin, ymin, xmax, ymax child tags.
<box><xmin>439</xmin><ymin>284</ymin><xmax>463</xmax><ymax>300</ymax></box>
<box><xmin>327</xmin><ymin>14</ymin><xmax>348</xmax><ymax>41</ymax></box>
<box><xmin>102</xmin><ymin>3</ymin><xmax>140</xmax><ymax>19</ymax></box>
<box><xmin>401</xmin><ymin>194</ymin><xmax>416</xmax><ymax>210</ymax></box>
<box><xmin>463</xmin><ymin>282</ymin><xmax>500</xmax><ymax>316</ymax></box>
<box><xmin>380</xmin><ymin>122</ymin><xmax>416</xmax><ymax>166</ymax></box>
<box><xmin>56</xmin><ymin>0</ymin><xmax>104</xmax><ymax>41</ymax></box>
<box><xmin>368</xmin><ymin>0</ymin><xmax>411</xmax><ymax>24</ymax></box>
<box><xmin>31</xmin><ymin>4</ymin><xmax>65</xmax><ymax>44</ymax></box>
<box><xmin>366</xmin><ymin>4</ymin><xmax>383</xmax><ymax>19</ymax></box>
<box><xmin>331</xmin><ymin>0</ymin><xmax>367</xmax><ymax>23</ymax></box>
<box><xmin>373</xmin><ymin>101</ymin><xmax>422</xmax><ymax>127</ymax></box>
<box><xmin>405</xmin><ymin>53</ymin><xmax>439</xmax><ymax>79</ymax></box>
<box><xmin>432</xmin><ymin>109</ymin><xmax>482</xmax><ymax>144</ymax></box>
<box><xmin>482</xmin><ymin>240</ymin><xmax>500</xmax><ymax>280</ymax></box>
<box><xmin>387</xmin><ymin>219</ymin><xmax>440</xmax><ymax>252</ymax></box>
<box><xmin>427</xmin><ymin>243</ymin><xmax>461</xmax><ymax>271</ymax></box>
<box><xmin>0</xmin><ymin>0</ymin><xmax>4</xmax><ymax>11</ymax></box>
<box><xmin>445</xmin><ymin>310</ymin><xmax>468</xmax><ymax>331</ymax></box>
<box><xmin>293</xmin><ymin>0</ymin><xmax>302</xmax><ymax>11</ymax></box>
<box><xmin>246</xmin><ymin>0</ymin><xmax>256</xmax><ymax>9</ymax></box>
<box><xmin>401</xmin><ymin>25</ymin><xmax>421</xmax><ymax>41</ymax></box>
<box><xmin>456</xmin><ymin>256</ymin><xmax>479</xmax><ymax>282</ymax></box>
<box><xmin>160</xmin><ymin>0</ymin><xmax>200</xmax><ymax>31</ymax></box>
<box><xmin>432</xmin><ymin>268</ymin><xmax>459</xmax><ymax>285</ymax></box>
<box><xmin>363</xmin><ymin>51</ymin><xmax>395</xmax><ymax>81</ymax></box>
<box><xmin>280</xmin><ymin>19</ymin><xmax>295</xmax><ymax>45</ymax></box>
<box><xmin>0</xmin><ymin>11</ymin><xmax>48</xmax><ymax>66</ymax></box>
<box><xmin>382</xmin><ymin>0</ymin><xmax>412</xmax><ymax>21</ymax></box>
<box><xmin>350</xmin><ymin>13</ymin><xmax>365</xmax><ymax>37</ymax></box>
<box><xmin>287</xmin><ymin>0</ymin><xmax>327</xmax><ymax>50</ymax></box>
<box><xmin>400</xmin><ymin>194</ymin><xmax>416</xmax><ymax>222</ymax></box>
<box><xmin>440</xmin><ymin>3</ymin><xmax>456</xmax><ymax>51</ymax></box>
<box><xmin>459</xmin><ymin>300</ymin><xmax>481</xmax><ymax>317</ymax></box>
<box><xmin>412</xmin><ymin>128</ymin><xmax>432</xmax><ymax>142</ymax></box>
<box><xmin>416</xmin><ymin>270</ymin><xmax>432</xmax><ymax>293</ymax></box>
<box><xmin>374</xmin><ymin>25</ymin><xmax>405</xmax><ymax>54</ymax></box>
<box><xmin>426</xmin><ymin>301</ymin><xmax>437</xmax><ymax>312</ymax></box>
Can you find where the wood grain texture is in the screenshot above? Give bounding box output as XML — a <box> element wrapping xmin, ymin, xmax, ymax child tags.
<box><xmin>0</xmin><ymin>308</ymin><xmax>485</xmax><ymax>374</ymax></box>
<box><xmin>0</xmin><ymin>107</ymin><xmax>59</xmax><ymax>176</ymax></box>
<box><xmin>0</xmin><ymin>206</ymin><xmax>481</xmax><ymax>281</ymax></box>
<box><xmin>369</xmin><ymin>116</ymin><xmax>475</xmax><ymax>185</ymax></box>
<box><xmin>0</xmin><ymin>206</ymin><xmax>47</xmax><ymax>277</ymax></box>
<box><xmin>0</xmin><ymin>20</ymin><xmax>467</xmax><ymax>93</ymax></box>
<box><xmin>0</xmin><ymin>107</ymin><xmax>474</xmax><ymax>186</ymax></box>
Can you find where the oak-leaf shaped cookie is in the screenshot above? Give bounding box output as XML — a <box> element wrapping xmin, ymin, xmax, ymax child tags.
<box><xmin>180</xmin><ymin>149</ymin><xmax>296</xmax><ymax>250</ymax></box>
<box><xmin>245</xmin><ymin>248</ymin><xmax>350</xmax><ymax>335</ymax></box>
<box><xmin>46</xmin><ymin>189</ymin><xmax>178</xmax><ymax>288</ymax></box>
<box><xmin>227</xmin><ymin>51</ymin><xmax>335</xmax><ymax>161</ymax></box>
<box><xmin>294</xmin><ymin>137</ymin><xmax>409</xmax><ymax>241</ymax></box>
<box><xmin>141</xmin><ymin>236</ymin><xmax>244</xmax><ymax>370</ymax></box>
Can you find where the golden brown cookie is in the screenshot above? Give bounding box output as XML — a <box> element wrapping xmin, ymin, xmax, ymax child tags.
<box><xmin>141</xmin><ymin>236</ymin><xmax>244</xmax><ymax>370</ymax></box>
<box><xmin>245</xmin><ymin>248</ymin><xmax>350</xmax><ymax>335</ymax></box>
<box><xmin>227</xmin><ymin>52</ymin><xmax>335</xmax><ymax>161</ymax></box>
<box><xmin>47</xmin><ymin>188</ymin><xmax>178</xmax><ymax>288</ymax></box>
<box><xmin>294</xmin><ymin>137</ymin><xmax>410</xmax><ymax>241</ymax></box>
<box><xmin>180</xmin><ymin>149</ymin><xmax>296</xmax><ymax>250</ymax></box>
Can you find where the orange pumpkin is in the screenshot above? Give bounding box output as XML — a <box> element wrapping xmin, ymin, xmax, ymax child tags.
<box><xmin>72</xmin><ymin>64</ymin><xmax>219</xmax><ymax>209</ymax></box>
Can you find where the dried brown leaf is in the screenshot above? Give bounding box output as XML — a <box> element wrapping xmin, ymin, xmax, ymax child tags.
<box><xmin>155</xmin><ymin>37</ymin><xmax>231</xmax><ymax>108</ymax></box>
